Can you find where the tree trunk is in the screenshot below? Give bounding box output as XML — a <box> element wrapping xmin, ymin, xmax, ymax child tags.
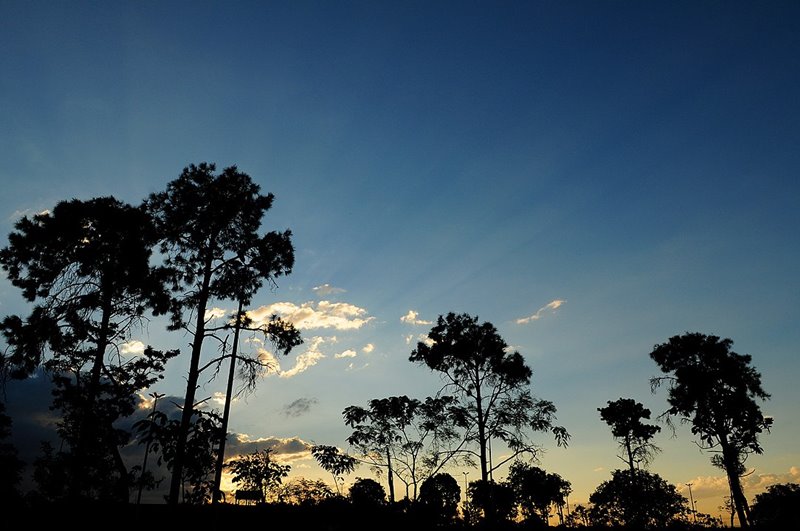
<box><xmin>70</xmin><ymin>286</ymin><xmax>113</xmax><ymax>499</ymax></box>
<box><xmin>722</xmin><ymin>442</ymin><xmax>750</xmax><ymax>528</ymax></box>
<box><xmin>386</xmin><ymin>447</ymin><xmax>395</xmax><ymax>503</ymax></box>
<box><xmin>212</xmin><ymin>300</ymin><xmax>243</xmax><ymax>503</ymax></box>
<box><xmin>168</xmin><ymin>257</ymin><xmax>213</xmax><ymax>505</ymax></box>
<box><xmin>475</xmin><ymin>368</ymin><xmax>488</xmax><ymax>483</ymax></box>
<box><xmin>625</xmin><ymin>436</ymin><xmax>635</xmax><ymax>474</ymax></box>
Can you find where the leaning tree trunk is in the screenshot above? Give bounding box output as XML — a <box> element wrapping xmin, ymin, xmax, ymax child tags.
<box><xmin>168</xmin><ymin>257</ymin><xmax>213</xmax><ymax>504</ymax></box>
<box><xmin>212</xmin><ymin>299</ymin><xmax>244</xmax><ymax>503</ymax></box>
<box><xmin>722</xmin><ymin>441</ymin><xmax>750</xmax><ymax>528</ymax></box>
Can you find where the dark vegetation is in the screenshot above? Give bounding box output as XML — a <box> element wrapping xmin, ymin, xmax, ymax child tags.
<box><xmin>0</xmin><ymin>162</ymin><xmax>789</xmax><ymax>528</ymax></box>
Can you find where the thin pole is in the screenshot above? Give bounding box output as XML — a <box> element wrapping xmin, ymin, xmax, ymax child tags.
<box><xmin>686</xmin><ymin>482</ymin><xmax>697</xmax><ymax>522</ymax></box>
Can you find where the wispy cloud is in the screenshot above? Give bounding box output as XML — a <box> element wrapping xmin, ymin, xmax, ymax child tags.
<box><xmin>516</xmin><ymin>299</ymin><xmax>566</xmax><ymax>324</ymax></box>
<box><xmin>335</xmin><ymin>349</ymin><xmax>357</xmax><ymax>359</ymax></box>
<box><xmin>260</xmin><ymin>336</ymin><xmax>329</xmax><ymax>378</ymax></box>
<box><xmin>205</xmin><ymin>307</ymin><xmax>228</xmax><ymax>320</ymax></box>
<box><xmin>405</xmin><ymin>333</ymin><xmax>434</xmax><ymax>347</ymax></box>
<box><xmin>312</xmin><ymin>283</ymin><xmax>346</xmax><ymax>297</ymax></box>
<box><xmin>120</xmin><ymin>340</ymin><xmax>145</xmax><ymax>355</ymax></box>
<box><xmin>401</xmin><ymin>310</ymin><xmax>433</xmax><ymax>326</ymax></box>
<box><xmin>362</xmin><ymin>343</ymin><xmax>374</xmax><ymax>353</ymax></box>
<box><xmin>249</xmin><ymin>301</ymin><xmax>373</xmax><ymax>330</ymax></box>
<box><xmin>282</xmin><ymin>397</ymin><xmax>319</xmax><ymax>418</ymax></box>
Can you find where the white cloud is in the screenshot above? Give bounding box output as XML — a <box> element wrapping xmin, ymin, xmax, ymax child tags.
<box><xmin>404</xmin><ymin>333</ymin><xmax>433</xmax><ymax>346</ymax></box>
<box><xmin>679</xmin><ymin>466</ymin><xmax>800</xmax><ymax>501</ymax></box>
<box><xmin>335</xmin><ymin>349</ymin><xmax>357</xmax><ymax>359</ymax></box>
<box><xmin>362</xmin><ymin>343</ymin><xmax>374</xmax><ymax>353</ymax></box>
<box><xmin>248</xmin><ymin>301</ymin><xmax>373</xmax><ymax>330</ymax></box>
<box><xmin>260</xmin><ymin>336</ymin><xmax>329</xmax><ymax>378</ymax></box>
<box><xmin>121</xmin><ymin>340</ymin><xmax>146</xmax><ymax>355</ymax></box>
<box><xmin>516</xmin><ymin>299</ymin><xmax>566</xmax><ymax>324</ymax></box>
<box><xmin>312</xmin><ymin>283</ymin><xmax>346</xmax><ymax>297</ymax></box>
<box><xmin>205</xmin><ymin>307</ymin><xmax>228</xmax><ymax>320</ymax></box>
<box><xmin>227</xmin><ymin>434</ymin><xmax>314</xmax><ymax>464</ymax></box>
<box><xmin>211</xmin><ymin>391</ymin><xmax>239</xmax><ymax>407</ymax></box>
<box><xmin>401</xmin><ymin>310</ymin><xmax>433</xmax><ymax>325</ymax></box>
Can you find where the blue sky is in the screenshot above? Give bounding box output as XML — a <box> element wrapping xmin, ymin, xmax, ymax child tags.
<box><xmin>2</xmin><ymin>0</ymin><xmax>799</xmax><ymax>517</ymax></box>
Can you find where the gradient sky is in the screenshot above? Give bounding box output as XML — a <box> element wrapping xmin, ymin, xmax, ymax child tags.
<box><xmin>2</xmin><ymin>0</ymin><xmax>799</xmax><ymax>519</ymax></box>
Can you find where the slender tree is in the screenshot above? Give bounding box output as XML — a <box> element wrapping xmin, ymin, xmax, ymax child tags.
<box><xmin>146</xmin><ymin>163</ymin><xmax>295</xmax><ymax>504</ymax></box>
<box><xmin>311</xmin><ymin>444</ymin><xmax>358</xmax><ymax>495</ymax></box>
<box><xmin>227</xmin><ymin>448</ymin><xmax>290</xmax><ymax>503</ymax></box>
<box><xmin>409</xmin><ymin>313</ymin><xmax>569</xmax><ymax>483</ymax></box>
<box><xmin>342</xmin><ymin>395</ymin><xmax>461</xmax><ymax>501</ymax></box>
<box><xmin>650</xmin><ymin>332</ymin><xmax>772</xmax><ymax>528</ymax></box>
<box><xmin>0</xmin><ymin>198</ymin><xmax>175</xmax><ymax>500</ymax></box>
<box><xmin>598</xmin><ymin>398</ymin><xmax>661</xmax><ymax>473</ymax></box>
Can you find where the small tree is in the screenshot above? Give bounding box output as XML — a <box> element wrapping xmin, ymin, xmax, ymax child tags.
<box><xmin>409</xmin><ymin>313</ymin><xmax>569</xmax><ymax>484</ymax></box>
<box><xmin>589</xmin><ymin>469</ymin><xmax>687</xmax><ymax>528</ymax></box>
<box><xmin>133</xmin><ymin>408</ymin><xmax>222</xmax><ymax>504</ymax></box>
<box><xmin>343</xmin><ymin>394</ymin><xmax>461</xmax><ymax>501</ymax></box>
<box><xmin>750</xmin><ymin>483</ymin><xmax>800</xmax><ymax>528</ymax></box>
<box><xmin>507</xmin><ymin>462</ymin><xmax>571</xmax><ymax>525</ymax></box>
<box><xmin>598</xmin><ymin>398</ymin><xmax>660</xmax><ymax>472</ymax></box>
<box><xmin>279</xmin><ymin>477</ymin><xmax>335</xmax><ymax>505</ymax></box>
<box><xmin>468</xmin><ymin>479</ymin><xmax>517</xmax><ymax>524</ymax></box>
<box><xmin>418</xmin><ymin>473</ymin><xmax>461</xmax><ymax>524</ymax></box>
<box><xmin>311</xmin><ymin>444</ymin><xmax>358</xmax><ymax>495</ymax></box>
<box><xmin>349</xmin><ymin>477</ymin><xmax>386</xmax><ymax>506</ymax></box>
<box><xmin>650</xmin><ymin>332</ymin><xmax>772</xmax><ymax>527</ymax></box>
<box><xmin>227</xmin><ymin>448</ymin><xmax>290</xmax><ymax>503</ymax></box>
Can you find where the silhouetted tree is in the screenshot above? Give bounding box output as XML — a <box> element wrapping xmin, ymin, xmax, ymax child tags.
<box><xmin>650</xmin><ymin>332</ymin><xmax>772</xmax><ymax>527</ymax></box>
<box><xmin>750</xmin><ymin>482</ymin><xmax>800</xmax><ymax>528</ymax></box>
<box><xmin>468</xmin><ymin>479</ymin><xmax>517</xmax><ymax>524</ymax></box>
<box><xmin>565</xmin><ymin>504</ymin><xmax>591</xmax><ymax>527</ymax></box>
<box><xmin>589</xmin><ymin>469</ymin><xmax>687</xmax><ymax>528</ymax></box>
<box><xmin>410</xmin><ymin>313</ymin><xmax>569</xmax><ymax>484</ymax></box>
<box><xmin>133</xmin><ymin>407</ymin><xmax>222</xmax><ymax>503</ymax></box>
<box><xmin>146</xmin><ymin>162</ymin><xmax>295</xmax><ymax>504</ymax></box>
<box><xmin>417</xmin><ymin>473</ymin><xmax>461</xmax><ymax>524</ymax></box>
<box><xmin>311</xmin><ymin>444</ymin><xmax>358</xmax><ymax>494</ymax></box>
<box><xmin>279</xmin><ymin>477</ymin><xmax>335</xmax><ymax>505</ymax></box>
<box><xmin>507</xmin><ymin>462</ymin><xmax>571</xmax><ymax>525</ymax></box>
<box><xmin>598</xmin><ymin>398</ymin><xmax>661</xmax><ymax>473</ymax></box>
<box><xmin>227</xmin><ymin>448</ymin><xmax>290</xmax><ymax>503</ymax></box>
<box><xmin>0</xmin><ymin>198</ymin><xmax>176</xmax><ymax>500</ymax></box>
<box><xmin>343</xmin><ymin>394</ymin><xmax>461</xmax><ymax>501</ymax></box>
<box><xmin>349</xmin><ymin>477</ymin><xmax>386</xmax><ymax>506</ymax></box>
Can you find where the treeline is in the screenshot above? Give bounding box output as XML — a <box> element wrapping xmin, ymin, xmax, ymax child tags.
<box><xmin>0</xmin><ymin>163</ymin><xmax>796</xmax><ymax>529</ymax></box>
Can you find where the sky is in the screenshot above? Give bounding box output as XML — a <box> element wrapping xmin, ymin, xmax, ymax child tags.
<box><xmin>1</xmin><ymin>0</ymin><xmax>799</xmax><ymax>520</ymax></box>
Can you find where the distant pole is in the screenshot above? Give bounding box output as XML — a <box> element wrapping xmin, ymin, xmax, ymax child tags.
<box><xmin>136</xmin><ymin>392</ymin><xmax>164</xmax><ymax>504</ymax></box>
<box><xmin>462</xmin><ymin>471</ymin><xmax>469</xmax><ymax>496</ymax></box>
<box><xmin>686</xmin><ymin>482</ymin><xmax>697</xmax><ymax>522</ymax></box>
